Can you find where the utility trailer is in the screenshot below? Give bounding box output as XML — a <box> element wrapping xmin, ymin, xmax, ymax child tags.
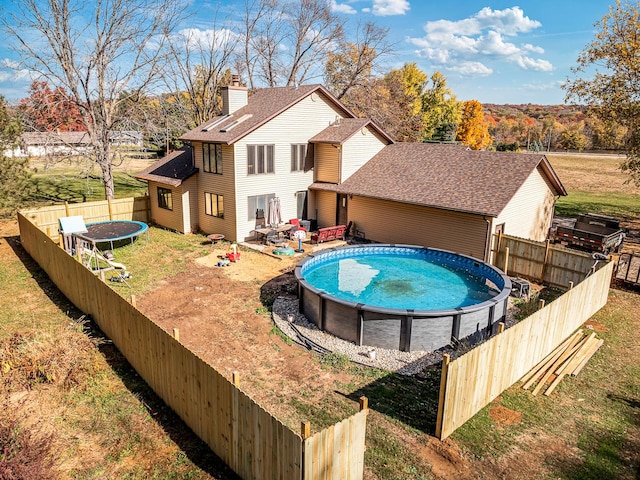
<box><xmin>551</xmin><ymin>213</ymin><xmax>625</xmax><ymax>254</ymax></box>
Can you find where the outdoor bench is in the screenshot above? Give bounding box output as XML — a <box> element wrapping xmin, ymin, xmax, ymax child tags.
<box><xmin>311</xmin><ymin>225</ymin><xmax>347</xmax><ymax>244</ymax></box>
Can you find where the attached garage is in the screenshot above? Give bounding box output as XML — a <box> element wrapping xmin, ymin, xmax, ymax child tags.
<box><xmin>311</xmin><ymin>143</ymin><xmax>566</xmax><ymax>262</ymax></box>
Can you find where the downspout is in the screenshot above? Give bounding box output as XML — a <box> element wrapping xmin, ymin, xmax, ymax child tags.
<box><xmin>483</xmin><ymin>216</ymin><xmax>493</xmax><ymax>264</ymax></box>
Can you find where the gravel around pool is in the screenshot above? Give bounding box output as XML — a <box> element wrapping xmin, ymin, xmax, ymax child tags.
<box><xmin>272</xmin><ymin>296</ymin><xmax>519</xmax><ymax>375</ymax></box>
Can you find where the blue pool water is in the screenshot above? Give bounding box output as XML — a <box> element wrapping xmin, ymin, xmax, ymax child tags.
<box><xmin>302</xmin><ymin>248</ymin><xmax>501</xmax><ymax>310</ymax></box>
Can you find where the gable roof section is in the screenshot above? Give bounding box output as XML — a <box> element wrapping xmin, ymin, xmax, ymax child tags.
<box><xmin>134</xmin><ymin>147</ymin><xmax>197</xmax><ymax>187</ymax></box>
<box><xmin>309</xmin><ymin>118</ymin><xmax>394</xmax><ymax>144</ymax></box>
<box><xmin>312</xmin><ymin>143</ymin><xmax>566</xmax><ymax>217</ymax></box>
<box><xmin>180</xmin><ymin>85</ymin><xmax>356</xmax><ymax>145</ymax></box>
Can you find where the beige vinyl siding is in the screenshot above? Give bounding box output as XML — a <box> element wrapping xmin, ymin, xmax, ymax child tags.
<box><xmin>149</xmin><ymin>182</ymin><xmax>186</xmax><ymax>233</ymax></box>
<box><xmin>315</xmin><ymin>190</ymin><xmax>338</xmax><ymax>228</ymax></box>
<box><xmin>341</xmin><ymin>127</ymin><xmax>388</xmax><ymax>181</ymax></box>
<box><xmin>234</xmin><ymin>93</ymin><xmax>346</xmax><ymax>240</ymax></box>
<box><xmin>494</xmin><ymin>166</ymin><xmax>557</xmax><ymax>242</ymax></box>
<box><xmin>193</xmin><ymin>142</ymin><xmax>237</xmax><ymax>240</ymax></box>
<box><xmin>348</xmin><ymin>197</ymin><xmax>489</xmax><ymax>260</ymax></box>
<box><xmin>314</xmin><ymin>143</ymin><xmax>339</xmax><ymax>183</ymax></box>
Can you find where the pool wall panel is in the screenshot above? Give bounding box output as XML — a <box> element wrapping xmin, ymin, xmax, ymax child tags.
<box><xmin>362</xmin><ymin>318</ymin><xmax>402</xmax><ymax>350</ymax></box>
<box><xmin>324</xmin><ymin>301</ymin><xmax>359</xmax><ymax>344</ymax></box>
<box><xmin>301</xmin><ymin>289</ymin><xmax>320</xmax><ymax>327</ymax></box>
<box><xmin>458</xmin><ymin>309</ymin><xmax>491</xmax><ymax>339</ymax></box>
<box><xmin>411</xmin><ymin>316</ymin><xmax>454</xmax><ymax>352</ymax></box>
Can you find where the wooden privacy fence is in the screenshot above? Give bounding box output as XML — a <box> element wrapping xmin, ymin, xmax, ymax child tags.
<box><xmin>21</xmin><ymin>196</ymin><xmax>149</xmax><ymax>241</ymax></box>
<box><xmin>493</xmin><ymin>233</ymin><xmax>598</xmax><ymax>288</ymax></box>
<box><xmin>435</xmin><ymin>259</ymin><xmax>613</xmax><ymax>439</ymax></box>
<box><xmin>18</xmin><ymin>211</ymin><xmax>367</xmax><ymax>480</ymax></box>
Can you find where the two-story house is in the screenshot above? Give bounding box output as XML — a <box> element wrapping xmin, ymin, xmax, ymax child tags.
<box><xmin>136</xmin><ymin>77</ymin><xmax>566</xmax><ymax>262</ymax></box>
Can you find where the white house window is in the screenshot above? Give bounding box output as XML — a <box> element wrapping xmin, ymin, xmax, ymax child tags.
<box><xmin>248</xmin><ymin>193</ymin><xmax>275</xmax><ymax>220</ymax></box>
<box><xmin>204</xmin><ymin>192</ymin><xmax>224</xmax><ymax>218</ymax></box>
<box><xmin>247</xmin><ymin>144</ymin><xmax>275</xmax><ymax>175</ymax></box>
<box><xmin>203</xmin><ymin>143</ymin><xmax>223</xmax><ymax>174</ymax></box>
<box><xmin>291</xmin><ymin>144</ymin><xmax>307</xmax><ymax>172</ymax></box>
<box><xmin>157</xmin><ymin>187</ymin><xmax>173</xmax><ymax>210</ymax></box>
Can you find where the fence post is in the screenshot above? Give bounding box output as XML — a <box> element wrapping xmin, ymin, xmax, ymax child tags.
<box><xmin>232</xmin><ymin>371</ymin><xmax>240</xmax><ymax>387</ymax></box>
<box><xmin>538</xmin><ymin>299</ymin><xmax>546</xmax><ymax>310</ymax></box>
<box><xmin>497</xmin><ymin>322</ymin><xmax>505</xmax><ymax>334</ymax></box>
<box><xmin>65</xmin><ymin>202</ymin><xmax>70</xmax><ymax>216</ymax></box>
<box><xmin>173</xmin><ymin>328</ymin><xmax>180</xmax><ymax>342</ymax></box>
<box><xmin>568</xmin><ymin>281</ymin><xmax>574</xmax><ymax>290</ymax></box>
<box><xmin>540</xmin><ymin>240</ymin><xmax>551</xmax><ymax>282</ymax></box>
<box><xmin>130</xmin><ymin>295</ymin><xmax>136</xmax><ymax>308</ymax></box>
<box><xmin>435</xmin><ymin>353</ymin><xmax>451</xmax><ymax>439</ymax></box>
<box><xmin>359</xmin><ymin>396</ymin><xmax>368</xmax><ymax>411</ymax></box>
<box><xmin>301</xmin><ymin>420</ymin><xmax>311</xmax><ymax>480</ymax></box>
<box><xmin>503</xmin><ymin>247</ymin><xmax>510</xmax><ymax>275</ymax></box>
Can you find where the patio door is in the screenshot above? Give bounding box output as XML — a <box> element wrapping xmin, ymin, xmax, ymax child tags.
<box><xmin>337</xmin><ymin>194</ymin><xmax>348</xmax><ymax>225</ymax></box>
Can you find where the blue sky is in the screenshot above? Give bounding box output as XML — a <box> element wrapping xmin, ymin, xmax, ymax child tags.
<box><xmin>0</xmin><ymin>0</ymin><xmax>613</xmax><ymax>104</ymax></box>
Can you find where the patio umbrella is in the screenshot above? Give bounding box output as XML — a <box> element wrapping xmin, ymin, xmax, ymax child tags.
<box><xmin>268</xmin><ymin>197</ymin><xmax>282</xmax><ymax>227</ymax></box>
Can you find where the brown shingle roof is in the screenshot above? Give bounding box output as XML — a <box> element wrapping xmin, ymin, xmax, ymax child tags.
<box><xmin>180</xmin><ymin>85</ymin><xmax>355</xmax><ymax>144</ymax></box>
<box><xmin>309</xmin><ymin>118</ymin><xmax>393</xmax><ymax>144</ymax></box>
<box><xmin>134</xmin><ymin>147</ymin><xmax>197</xmax><ymax>187</ymax></box>
<box><xmin>311</xmin><ymin>143</ymin><xmax>566</xmax><ymax>217</ymax></box>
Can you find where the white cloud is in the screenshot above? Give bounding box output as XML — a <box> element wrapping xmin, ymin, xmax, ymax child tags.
<box><xmin>474</xmin><ymin>6</ymin><xmax>541</xmax><ymax>35</ymax></box>
<box><xmin>331</xmin><ymin>0</ymin><xmax>357</xmax><ymax>14</ymax></box>
<box><xmin>372</xmin><ymin>0</ymin><xmax>410</xmax><ymax>16</ymax></box>
<box><xmin>448</xmin><ymin>61</ymin><xmax>493</xmax><ymax>77</ymax></box>
<box><xmin>176</xmin><ymin>28</ymin><xmax>238</xmax><ymax>50</ymax></box>
<box><xmin>522</xmin><ymin>43</ymin><xmax>544</xmax><ymax>54</ymax></box>
<box><xmin>361</xmin><ymin>7</ymin><xmax>371</xmax><ymax>13</ymax></box>
<box><xmin>515</xmin><ymin>56</ymin><xmax>553</xmax><ymax>71</ymax></box>
<box><xmin>0</xmin><ymin>58</ymin><xmax>34</xmax><ymax>83</ymax></box>
<box><xmin>408</xmin><ymin>6</ymin><xmax>552</xmax><ymax>76</ymax></box>
<box><xmin>2</xmin><ymin>59</ymin><xmax>21</xmax><ymax>69</ymax></box>
<box><xmin>523</xmin><ymin>80</ymin><xmax>563</xmax><ymax>91</ymax></box>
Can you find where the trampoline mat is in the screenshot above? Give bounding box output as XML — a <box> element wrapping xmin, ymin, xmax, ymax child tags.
<box><xmin>82</xmin><ymin>221</ymin><xmax>147</xmax><ymax>242</ymax></box>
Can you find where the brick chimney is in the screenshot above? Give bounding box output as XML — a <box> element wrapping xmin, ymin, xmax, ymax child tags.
<box><xmin>222</xmin><ymin>74</ymin><xmax>248</xmax><ymax>115</ymax></box>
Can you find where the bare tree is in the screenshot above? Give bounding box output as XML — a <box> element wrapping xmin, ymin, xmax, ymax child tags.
<box><xmin>324</xmin><ymin>22</ymin><xmax>394</xmax><ymax>101</ymax></box>
<box><xmin>164</xmin><ymin>12</ymin><xmax>239</xmax><ymax>128</ymax></box>
<box><xmin>241</xmin><ymin>0</ymin><xmax>343</xmax><ymax>88</ymax></box>
<box><xmin>4</xmin><ymin>0</ymin><xmax>186</xmax><ymax>199</ymax></box>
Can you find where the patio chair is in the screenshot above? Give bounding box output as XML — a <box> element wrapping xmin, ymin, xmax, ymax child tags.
<box><xmin>287</xmin><ymin>218</ymin><xmax>307</xmax><ymax>239</ymax></box>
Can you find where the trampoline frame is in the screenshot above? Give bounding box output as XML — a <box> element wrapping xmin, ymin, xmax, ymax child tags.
<box><xmin>75</xmin><ymin>220</ymin><xmax>149</xmax><ymax>250</ymax></box>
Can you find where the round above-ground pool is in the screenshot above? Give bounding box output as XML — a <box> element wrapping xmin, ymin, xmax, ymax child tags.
<box><xmin>77</xmin><ymin>220</ymin><xmax>149</xmax><ymax>250</ymax></box>
<box><xmin>295</xmin><ymin>245</ymin><xmax>511</xmax><ymax>352</ymax></box>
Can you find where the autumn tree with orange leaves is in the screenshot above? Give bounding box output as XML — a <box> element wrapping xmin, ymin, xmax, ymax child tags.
<box><xmin>19</xmin><ymin>81</ymin><xmax>84</xmax><ymax>132</ymax></box>
<box><xmin>456</xmin><ymin>100</ymin><xmax>491</xmax><ymax>150</ymax></box>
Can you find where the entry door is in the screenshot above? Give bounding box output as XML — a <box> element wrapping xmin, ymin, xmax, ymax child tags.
<box><xmin>337</xmin><ymin>194</ymin><xmax>348</xmax><ymax>225</ymax></box>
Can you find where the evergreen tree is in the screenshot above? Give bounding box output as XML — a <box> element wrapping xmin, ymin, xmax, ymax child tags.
<box><xmin>0</xmin><ymin>96</ymin><xmax>34</xmax><ymax>216</ymax></box>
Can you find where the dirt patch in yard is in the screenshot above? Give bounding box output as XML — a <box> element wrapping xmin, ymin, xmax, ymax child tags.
<box><xmin>136</xmin><ymin>247</ymin><xmax>352</xmax><ymax>425</ymax></box>
<box><xmin>489</xmin><ymin>405</ymin><xmax>523</xmax><ymax>426</ymax></box>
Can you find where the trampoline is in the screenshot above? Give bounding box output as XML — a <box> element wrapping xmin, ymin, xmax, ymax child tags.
<box><xmin>77</xmin><ymin>220</ymin><xmax>149</xmax><ymax>250</ymax></box>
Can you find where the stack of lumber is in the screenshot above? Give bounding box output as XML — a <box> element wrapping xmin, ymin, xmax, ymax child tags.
<box><xmin>521</xmin><ymin>330</ymin><xmax>604</xmax><ymax>396</ymax></box>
